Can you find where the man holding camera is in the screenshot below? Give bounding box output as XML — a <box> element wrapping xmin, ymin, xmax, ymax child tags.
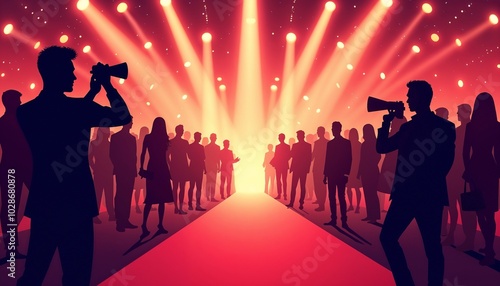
<box><xmin>17</xmin><ymin>46</ymin><xmax>131</xmax><ymax>285</ymax></box>
<box><xmin>376</xmin><ymin>80</ymin><xmax>455</xmax><ymax>286</ymax></box>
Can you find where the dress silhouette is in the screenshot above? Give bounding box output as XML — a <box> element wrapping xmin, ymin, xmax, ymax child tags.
<box><xmin>16</xmin><ymin>46</ymin><xmax>131</xmax><ymax>285</ymax></box>
<box><xmin>187</xmin><ymin>132</ymin><xmax>207</xmax><ymax>210</ymax></box>
<box><xmin>110</xmin><ymin>120</ymin><xmax>138</xmax><ymax>232</ymax></box>
<box><xmin>271</xmin><ymin>133</ymin><xmax>290</xmax><ymax>200</ymax></box>
<box><xmin>139</xmin><ymin>117</ymin><xmax>173</xmax><ymax>239</ymax></box>
<box><xmin>0</xmin><ymin>90</ymin><xmax>32</xmax><ymax>260</ymax></box>
<box><xmin>357</xmin><ymin>124</ymin><xmax>380</xmax><ymax>222</ymax></box>
<box><xmin>168</xmin><ymin>125</ymin><xmax>190</xmax><ymax>214</ymax></box>
<box><xmin>346</xmin><ymin>128</ymin><xmax>362</xmax><ymax>213</ymax></box>
<box><xmin>263</xmin><ymin>144</ymin><xmax>275</xmax><ymax>195</ymax></box>
<box><xmin>286</xmin><ymin>131</ymin><xmax>312</xmax><ymax>209</ymax></box>
<box><xmin>462</xmin><ymin>92</ymin><xmax>500</xmax><ymax>266</ymax></box>
<box><xmin>312</xmin><ymin>126</ymin><xmax>328</xmax><ymax>212</ymax></box>
<box><xmin>377</xmin><ymin>80</ymin><xmax>455</xmax><ymax>286</ymax></box>
<box><xmin>219</xmin><ymin>140</ymin><xmax>240</xmax><ymax>198</ymax></box>
<box><xmin>323</xmin><ymin>122</ymin><xmax>352</xmax><ymax>227</ymax></box>
<box><xmin>205</xmin><ymin>133</ymin><xmax>221</xmax><ymax>202</ymax></box>
<box><xmin>88</xmin><ymin>127</ymin><xmax>114</xmax><ymax>223</ymax></box>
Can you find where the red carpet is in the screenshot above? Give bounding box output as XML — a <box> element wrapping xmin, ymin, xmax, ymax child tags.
<box><xmin>100</xmin><ymin>192</ymin><xmax>394</xmax><ymax>286</ymax></box>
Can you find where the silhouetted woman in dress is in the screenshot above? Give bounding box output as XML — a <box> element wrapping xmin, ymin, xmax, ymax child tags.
<box><xmin>139</xmin><ymin>117</ymin><xmax>174</xmax><ymax>238</ymax></box>
<box><xmin>463</xmin><ymin>92</ymin><xmax>500</xmax><ymax>266</ymax></box>
<box><xmin>346</xmin><ymin>128</ymin><xmax>362</xmax><ymax>213</ymax></box>
<box><xmin>358</xmin><ymin>124</ymin><xmax>381</xmax><ymax>223</ymax></box>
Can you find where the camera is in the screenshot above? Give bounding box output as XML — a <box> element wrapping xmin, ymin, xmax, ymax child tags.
<box><xmin>90</xmin><ymin>62</ymin><xmax>128</xmax><ymax>79</ymax></box>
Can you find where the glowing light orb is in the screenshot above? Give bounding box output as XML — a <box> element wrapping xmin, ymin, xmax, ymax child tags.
<box><xmin>117</xmin><ymin>3</ymin><xmax>128</xmax><ymax>13</ymax></box>
<box><xmin>458</xmin><ymin>80</ymin><xmax>464</xmax><ymax>87</ymax></box>
<box><xmin>0</xmin><ymin>73</ymin><xmax>4</xmax><ymax>77</ymax></box>
<box><xmin>219</xmin><ymin>85</ymin><xmax>226</xmax><ymax>91</ymax></box>
<box><xmin>144</xmin><ymin>41</ymin><xmax>152</xmax><ymax>49</ymax></box>
<box><xmin>30</xmin><ymin>83</ymin><xmax>35</xmax><ymax>89</ymax></box>
<box><xmin>412</xmin><ymin>45</ymin><xmax>421</xmax><ymax>53</ymax></box>
<box><xmin>316</xmin><ymin>108</ymin><xmax>321</xmax><ymax>113</ymax></box>
<box><xmin>455</xmin><ymin>39</ymin><xmax>462</xmax><ymax>46</ymax></box>
<box><xmin>34</xmin><ymin>41</ymin><xmax>41</xmax><ymax>49</ymax></box>
<box><xmin>275</xmin><ymin>77</ymin><xmax>280</xmax><ymax>81</ymax></box>
<box><xmin>325</xmin><ymin>1</ymin><xmax>336</xmax><ymax>11</ymax></box>
<box><xmin>184</xmin><ymin>61</ymin><xmax>191</xmax><ymax>68</ymax></box>
<box><xmin>160</xmin><ymin>0</ymin><xmax>171</xmax><ymax>7</ymax></box>
<box><xmin>270</xmin><ymin>85</ymin><xmax>278</xmax><ymax>91</ymax></box>
<box><xmin>246</xmin><ymin>18</ymin><xmax>256</xmax><ymax>24</ymax></box>
<box><xmin>336</xmin><ymin>83</ymin><xmax>340</xmax><ymax>88</ymax></box>
<box><xmin>119</xmin><ymin>78</ymin><xmax>125</xmax><ymax>84</ymax></box>
<box><xmin>490</xmin><ymin>14</ymin><xmax>499</xmax><ymax>25</ymax></box>
<box><xmin>77</xmin><ymin>0</ymin><xmax>90</xmax><ymax>11</ymax></box>
<box><xmin>202</xmin><ymin>32</ymin><xmax>212</xmax><ymax>43</ymax></box>
<box><xmin>149</xmin><ymin>84</ymin><xmax>154</xmax><ymax>90</ymax></box>
<box><xmin>146</xmin><ymin>101</ymin><xmax>151</xmax><ymax>106</ymax></box>
<box><xmin>182</xmin><ymin>94</ymin><xmax>188</xmax><ymax>100</ymax></box>
<box><xmin>60</xmin><ymin>35</ymin><xmax>69</xmax><ymax>43</ymax></box>
<box><xmin>337</xmin><ymin>41</ymin><xmax>345</xmax><ymax>49</ymax></box>
<box><xmin>83</xmin><ymin>45</ymin><xmax>91</xmax><ymax>53</ymax></box>
<box><xmin>497</xmin><ymin>64</ymin><xmax>500</xmax><ymax>69</ymax></box>
<box><xmin>346</xmin><ymin>64</ymin><xmax>353</xmax><ymax>70</ymax></box>
<box><xmin>176</xmin><ymin>114</ymin><xmax>181</xmax><ymax>119</ymax></box>
<box><xmin>217</xmin><ymin>77</ymin><xmax>222</xmax><ymax>82</ymax></box>
<box><xmin>422</xmin><ymin>3</ymin><xmax>432</xmax><ymax>14</ymax></box>
<box><xmin>3</xmin><ymin>24</ymin><xmax>13</xmax><ymax>35</ymax></box>
<box><xmin>303</xmin><ymin>95</ymin><xmax>310</xmax><ymax>101</ymax></box>
<box><xmin>431</xmin><ymin>33</ymin><xmax>439</xmax><ymax>42</ymax></box>
<box><xmin>381</xmin><ymin>0</ymin><xmax>393</xmax><ymax>8</ymax></box>
<box><xmin>286</xmin><ymin>33</ymin><xmax>297</xmax><ymax>43</ymax></box>
<box><xmin>380</xmin><ymin>72</ymin><xmax>386</xmax><ymax>80</ymax></box>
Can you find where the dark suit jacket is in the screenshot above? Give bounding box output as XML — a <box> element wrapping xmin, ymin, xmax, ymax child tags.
<box><xmin>290</xmin><ymin>141</ymin><xmax>312</xmax><ymax>174</ymax></box>
<box><xmin>17</xmin><ymin>90</ymin><xmax>130</xmax><ymax>219</ymax></box>
<box><xmin>188</xmin><ymin>142</ymin><xmax>206</xmax><ymax>174</ymax></box>
<box><xmin>110</xmin><ymin>130</ymin><xmax>137</xmax><ymax>177</ymax></box>
<box><xmin>271</xmin><ymin>143</ymin><xmax>291</xmax><ymax>171</ymax></box>
<box><xmin>324</xmin><ymin>136</ymin><xmax>352</xmax><ymax>180</ymax></box>
<box><xmin>376</xmin><ymin>110</ymin><xmax>455</xmax><ymax>205</ymax></box>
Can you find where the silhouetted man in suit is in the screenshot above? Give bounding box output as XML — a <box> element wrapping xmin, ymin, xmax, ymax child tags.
<box><xmin>168</xmin><ymin>125</ymin><xmax>190</xmax><ymax>214</ymax></box>
<box><xmin>271</xmin><ymin>133</ymin><xmax>290</xmax><ymax>200</ymax></box>
<box><xmin>286</xmin><ymin>131</ymin><xmax>312</xmax><ymax>209</ymax></box>
<box><xmin>0</xmin><ymin>90</ymin><xmax>32</xmax><ymax>261</ymax></box>
<box><xmin>324</xmin><ymin>122</ymin><xmax>351</xmax><ymax>228</ymax></box>
<box><xmin>16</xmin><ymin>46</ymin><xmax>131</xmax><ymax>285</ymax></box>
<box><xmin>187</xmin><ymin>132</ymin><xmax>206</xmax><ymax>211</ymax></box>
<box><xmin>312</xmin><ymin>126</ymin><xmax>328</xmax><ymax>211</ymax></box>
<box><xmin>205</xmin><ymin>133</ymin><xmax>220</xmax><ymax>202</ymax></box>
<box><xmin>220</xmin><ymin>140</ymin><xmax>240</xmax><ymax>199</ymax></box>
<box><xmin>110</xmin><ymin>120</ymin><xmax>138</xmax><ymax>232</ymax></box>
<box><xmin>377</xmin><ymin>80</ymin><xmax>455</xmax><ymax>286</ymax></box>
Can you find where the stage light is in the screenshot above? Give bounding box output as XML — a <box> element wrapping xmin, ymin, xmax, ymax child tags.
<box><xmin>217</xmin><ymin>77</ymin><xmax>222</xmax><ymax>81</ymax></box>
<box><xmin>60</xmin><ymin>35</ymin><xmax>69</xmax><ymax>43</ymax></box>
<box><xmin>34</xmin><ymin>41</ymin><xmax>41</xmax><ymax>49</ymax></box>
<box><xmin>380</xmin><ymin>72</ymin><xmax>386</xmax><ymax>79</ymax></box>
<box><xmin>381</xmin><ymin>0</ymin><xmax>393</xmax><ymax>8</ymax></box>
<box><xmin>117</xmin><ymin>3</ymin><xmax>128</xmax><ymax>13</ymax></box>
<box><xmin>412</xmin><ymin>45</ymin><xmax>420</xmax><ymax>53</ymax></box>
<box><xmin>176</xmin><ymin>114</ymin><xmax>181</xmax><ymax>118</ymax></box>
<box><xmin>202</xmin><ymin>32</ymin><xmax>212</xmax><ymax>43</ymax></box>
<box><xmin>316</xmin><ymin>108</ymin><xmax>321</xmax><ymax>113</ymax></box>
<box><xmin>30</xmin><ymin>83</ymin><xmax>35</xmax><ymax>89</ymax></box>
<box><xmin>144</xmin><ymin>41</ymin><xmax>152</xmax><ymax>49</ymax></box>
<box><xmin>160</xmin><ymin>0</ymin><xmax>171</xmax><ymax>7</ymax></box>
<box><xmin>337</xmin><ymin>41</ymin><xmax>344</xmax><ymax>49</ymax></box>
<box><xmin>146</xmin><ymin>101</ymin><xmax>151</xmax><ymax>106</ymax></box>
<box><xmin>346</xmin><ymin>64</ymin><xmax>353</xmax><ymax>70</ymax></box>
<box><xmin>325</xmin><ymin>1</ymin><xmax>336</xmax><ymax>11</ymax></box>
<box><xmin>303</xmin><ymin>95</ymin><xmax>309</xmax><ymax>101</ymax></box>
<box><xmin>422</xmin><ymin>3</ymin><xmax>432</xmax><ymax>14</ymax></box>
<box><xmin>490</xmin><ymin>14</ymin><xmax>498</xmax><ymax>25</ymax></box>
<box><xmin>431</xmin><ymin>33</ymin><xmax>439</xmax><ymax>42</ymax></box>
<box><xmin>219</xmin><ymin>84</ymin><xmax>226</xmax><ymax>91</ymax></box>
<box><xmin>286</xmin><ymin>32</ymin><xmax>297</xmax><ymax>43</ymax></box>
<box><xmin>184</xmin><ymin>61</ymin><xmax>191</xmax><ymax>67</ymax></box>
<box><xmin>3</xmin><ymin>24</ymin><xmax>13</xmax><ymax>35</ymax></box>
<box><xmin>455</xmin><ymin>38</ymin><xmax>462</xmax><ymax>46</ymax></box>
<box><xmin>119</xmin><ymin>78</ymin><xmax>125</xmax><ymax>84</ymax></box>
<box><xmin>275</xmin><ymin>77</ymin><xmax>280</xmax><ymax>81</ymax></box>
<box><xmin>77</xmin><ymin>0</ymin><xmax>89</xmax><ymax>11</ymax></box>
<box><xmin>1</xmin><ymin>73</ymin><xmax>5</xmax><ymax>77</ymax></box>
<box><xmin>271</xmin><ymin>85</ymin><xmax>278</xmax><ymax>91</ymax></box>
<box><xmin>497</xmin><ymin>64</ymin><xmax>500</xmax><ymax>69</ymax></box>
<box><xmin>182</xmin><ymin>94</ymin><xmax>188</xmax><ymax>100</ymax></box>
<box><xmin>458</xmin><ymin>80</ymin><xmax>464</xmax><ymax>87</ymax></box>
<box><xmin>83</xmin><ymin>45</ymin><xmax>91</xmax><ymax>53</ymax></box>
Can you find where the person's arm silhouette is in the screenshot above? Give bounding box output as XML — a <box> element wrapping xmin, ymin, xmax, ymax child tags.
<box><xmin>84</xmin><ymin>75</ymin><xmax>101</xmax><ymax>100</ymax></box>
<box><xmin>377</xmin><ymin>111</ymin><xmax>400</xmax><ymax>154</ymax></box>
<box><xmin>140</xmin><ymin>135</ymin><xmax>149</xmax><ymax>175</ymax></box>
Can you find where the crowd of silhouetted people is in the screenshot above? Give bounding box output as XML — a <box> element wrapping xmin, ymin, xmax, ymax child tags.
<box><xmin>0</xmin><ymin>46</ymin><xmax>499</xmax><ymax>286</ymax></box>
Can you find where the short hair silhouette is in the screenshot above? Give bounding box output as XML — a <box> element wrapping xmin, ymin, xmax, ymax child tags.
<box><xmin>458</xmin><ymin>103</ymin><xmax>472</xmax><ymax>115</ymax></box>
<box><xmin>2</xmin><ymin>89</ymin><xmax>22</xmax><ymax>108</ymax></box>
<box><xmin>406</xmin><ymin>80</ymin><xmax>433</xmax><ymax>106</ymax></box>
<box><xmin>37</xmin><ymin>46</ymin><xmax>77</xmax><ymax>82</ymax></box>
<box><xmin>175</xmin><ymin>124</ymin><xmax>183</xmax><ymax>134</ymax></box>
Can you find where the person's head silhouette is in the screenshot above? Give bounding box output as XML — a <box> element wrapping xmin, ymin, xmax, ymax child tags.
<box><xmin>175</xmin><ymin>124</ymin><xmax>184</xmax><ymax>137</ymax></box>
<box><xmin>210</xmin><ymin>133</ymin><xmax>217</xmax><ymax>143</ymax></box>
<box><xmin>332</xmin><ymin>121</ymin><xmax>342</xmax><ymax>137</ymax></box>
<box><xmin>38</xmin><ymin>46</ymin><xmax>77</xmax><ymax>93</ymax></box>
<box><xmin>2</xmin><ymin>89</ymin><xmax>22</xmax><ymax>112</ymax></box>
<box><xmin>406</xmin><ymin>80</ymin><xmax>433</xmax><ymax>113</ymax></box>
<box><xmin>457</xmin><ymin>104</ymin><xmax>472</xmax><ymax>123</ymax></box>
<box><xmin>348</xmin><ymin>128</ymin><xmax>359</xmax><ymax>142</ymax></box>
<box><xmin>435</xmin><ymin>107</ymin><xmax>449</xmax><ymax>119</ymax></box>
<box><xmin>317</xmin><ymin>126</ymin><xmax>325</xmax><ymax>138</ymax></box>
<box><xmin>139</xmin><ymin>126</ymin><xmax>149</xmax><ymax>139</ymax></box>
<box><xmin>223</xmin><ymin>139</ymin><xmax>230</xmax><ymax>149</ymax></box>
<box><xmin>278</xmin><ymin>133</ymin><xmax>285</xmax><ymax>144</ymax></box>
<box><xmin>296</xmin><ymin>130</ymin><xmax>305</xmax><ymax>142</ymax></box>
<box><xmin>123</xmin><ymin>117</ymin><xmax>133</xmax><ymax>131</ymax></box>
<box><xmin>471</xmin><ymin>92</ymin><xmax>497</xmax><ymax>125</ymax></box>
<box><xmin>97</xmin><ymin>127</ymin><xmax>110</xmax><ymax>140</ymax></box>
<box><xmin>267</xmin><ymin>144</ymin><xmax>273</xmax><ymax>152</ymax></box>
<box><xmin>362</xmin><ymin>124</ymin><xmax>376</xmax><ymax>142</ymax></box>
<box><xmin>193</xmin><ymin>132</ymin><xmax>202</xmax><ymax>143</ymax></box>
